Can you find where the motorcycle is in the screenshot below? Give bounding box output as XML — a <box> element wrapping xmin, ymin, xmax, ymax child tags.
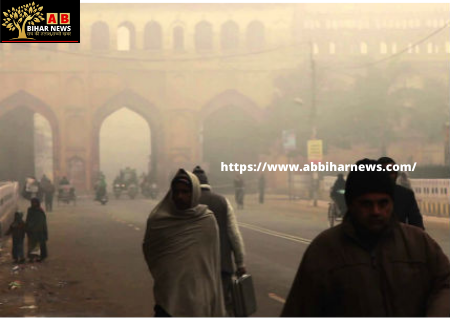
<box><xmin>149</xmin><ymin>183</ymin><xmax>158</xmax><ymax>200</ymax></box>
<box><xmin>114</xmin><ymin>183</ymin><xmax>125</xmax><ymax>199</ymax></box>
<box><xmin>128</xmin><ymin>183</ymin><xmax>138</xmax><ymax>199</ymax></box>
<box><xmin>96</xmin><ymin>193</ymin><xmax>108</xmax><ymax>205</ymax></box>
<box><xmin>141</xmin><ymin>181</ymin><xmax>158</xmax><ymax>199</ymax></box>
<box><xmin>95</xmin><ymin>187</ymin><xmax>108</xmax><ymax>205</ymax></box>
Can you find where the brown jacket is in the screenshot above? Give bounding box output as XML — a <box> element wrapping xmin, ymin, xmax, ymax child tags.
<box><xmin>281</xmin><ymin>219</ymin><xmax>450</xmax><ymax>317</ymax></box>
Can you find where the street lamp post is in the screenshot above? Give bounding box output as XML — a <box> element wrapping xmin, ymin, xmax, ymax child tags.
<box><xmin>309</xmin><ymin>41</ymin><xmax>318</xmax><ymax>207</ymax></box>
<box><xmin>293</xmin><ymin>41</ymin><xmax>319</xmax><ymax>206</ymax></box>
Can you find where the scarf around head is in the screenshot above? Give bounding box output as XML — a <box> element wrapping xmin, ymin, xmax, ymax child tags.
<box><xmin>142</xmin><ymin>168</ymin><xmax>225</xmax><ymax>316</ymax></box>
<box><xmin>146</xmin><ymin>168</ymin><xmax>208</xmax><ymax>228</ymax></box>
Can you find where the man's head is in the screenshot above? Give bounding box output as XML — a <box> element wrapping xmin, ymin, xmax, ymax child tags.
<box><xmin>171</xmin><ymin>173</ymin><xmax>193</xmax><ymax>210</ymax></box>
<box><xmin>192</xmin><ymin>165</ymin><xmax>209</xmax><ymax>185</ymax></box>
<box><xmin>378</xmin><ymin>156</ymin><xmax>397</xmax><ymax>183</ymax></box>
<box><xmin>31</xmin><ymin>197</ymin><xmax>40</xmax><ymax>209</ymax></box>
<box><xmin>345</xmin><ymin>159</ymin><xmax>395</xmax><ymax>234</ymax></box>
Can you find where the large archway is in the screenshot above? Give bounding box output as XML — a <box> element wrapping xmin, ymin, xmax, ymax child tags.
<box><xmin>99</xmin><ymin>108</ymin><xmax>151</xmax><ymax>186</ymax></box>
<box><xmin>201</xmin><ymin>90</ymin><xmax>264</xmax><ymax>190</ymax></box>
<box><xmin>92</xmin><ymin>90</ymin><xmax>162</xmax><ymax>189</ymax></box>
<box><xmin>0</xmin><ymin>91</ymin><xmax>60</xmax><ymax>186</ymax></box>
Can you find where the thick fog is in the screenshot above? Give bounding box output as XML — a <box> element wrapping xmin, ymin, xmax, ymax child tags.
<box><xmin>0</xmin><ymin>3</ymin><xmax>449</xmax><ymax>318</ymax></box>
<box><xmin>0</xmin><ymin>3</ymin><xmax>448</xmax><ymax>190</ymax></box>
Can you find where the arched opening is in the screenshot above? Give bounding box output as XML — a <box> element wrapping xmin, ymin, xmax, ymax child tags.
<box><xmin>201</xmin><ymin>92</ymin><xmax>261</xmax><ymax>189</ymax></box>
<box><xmin>380</xmin><ymin>42</ymin><xmax>388</xmax><ymax>54</ymax></box>
<box><xmin>91</xmin><ymin>21</ymin><xmax>110</xmax><ymax>51</ymax></box>
<box><xmin>144</xmin><ymin>21</ymin><xmax>162</xmax><ymax>51</ymax></box>
<box><xmin>117</xmin><ymin>27</ymin><xmax>130</xmax><ymax>51</ymax></box>
<box><xmin>117</xmin><ymin>22</ymin><xmax>136</xmax><ymax>51</ymax></box>
<box><xmin>99</xmin><ymin>108</ymin><xmax>151</xmax><ymax>187</ymax></box>
<box><xmin>246</xmin><ymin>20</ymin><xmax>265</xmax><ymax>52</ymax></box>
<box><xmin>92</xmin><ymin>91</ymin><xmax>162</xmax><ymax>190</ymax></box>
<box><xmin>0</xmin><ymin>93</ymin><xmax>58</xmax><ymax>188</ymax></box>
<box><xmin>221</xmin><ymin>20</ymin><xmax>239</xmax><ymax>52</ymax></box>
<box><xmin>195</xmin><ymin>21</ymin><xmax>213</xmax><ymax>53</ymax></box>
<box><xmin>34</xmin><ymin>114</ymin><xmax>53</xmax><ymax>181</ymax></box>
<box><xmin>313</xmin><ymin>43</ymin><xmax>319</xmax><ymax>55</ymax></box>
<box><xmin>173</xmin><ymin>26</ymin><xmax>184</xmax><ymax>52</ymax></box>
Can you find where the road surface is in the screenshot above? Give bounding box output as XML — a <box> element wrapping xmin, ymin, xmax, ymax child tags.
<box><xmin>0</xmin><ymin>194</ymin><xmax>448</xmax><ymax>316</ymax></box>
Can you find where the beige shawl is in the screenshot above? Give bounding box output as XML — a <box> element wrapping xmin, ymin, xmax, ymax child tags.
<box><xmin>143</xmin><ymin>169</ymin><xmax>225</xmax><ymax>317</ymax></box>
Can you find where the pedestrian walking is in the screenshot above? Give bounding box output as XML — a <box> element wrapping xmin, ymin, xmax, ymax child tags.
<box><xmin>5</xmin><ymin>212</ymin><xmax>26</xmax><ymax>264</ymax></box>
<box><xmin>26</xmin><ymin>198</ymin><xmax>48</xmax><ymax>262</ymax></box>
<box><xmin>378</xmin><ymin>157</ymin><xmax>424</xmax><ymax>229</ymax></box>
<box><xmin>281</xmin><ymin>159</ymin><xmax>450</xmax><ymax>317</ymax></box>
<box><xmin>142</xmin><ymin>169</ymin><xmax>225</xmax><ymax>317</ymax></box>
<box><xmin>43</xmin><ymin>179</ymin><xmax>55</xmax><ymax>212</ymax></box>
<box><xmin>234</xmin><ymin>175</ymin><xmax>245</xmax><ymax>209</ymax></box>
<box><xmin>258</xmin><ymin>174</ymin><xmax>266</xmax><ymax>204</ymax></box>
<box><xmin>193</xmin><ymin>166</ymin><xmax>247</xmax><ymax>316</ymax></box>
<box><xmin>330</xmin><ymin>173</ymin><xmax>346</xmax><ymax>216</ymax></box>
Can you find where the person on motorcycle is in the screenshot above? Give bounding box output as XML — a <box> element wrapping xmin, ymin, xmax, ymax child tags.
<box><xmin>95</xmin><ymin>175</ymin><xmax>107</xmax><ymax>201</ymax></box>
<box><xmin>330</xmin><ymin>174</ymin><xmax>346</xmax><ymax>216</ymax></box>
<box><xmin>113</xmin><ymin>175</ymin><xmax>124</xmax><ymax>199</ymax></box>
<box><xmin>59</xmin><ymin>176</ymin><xmax>70</xmax><ymax>186</ymax></box>
<box><xmin>150</xmin><ymin>181</ymin><xmax>159</xmax><ymax>199</ymax></box>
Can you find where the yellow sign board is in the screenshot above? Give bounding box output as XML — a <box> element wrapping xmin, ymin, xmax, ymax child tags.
<box><xmin>307</xmin><ymin>139</ymin><xmax>323</xmax><ymax>162</ymax></box>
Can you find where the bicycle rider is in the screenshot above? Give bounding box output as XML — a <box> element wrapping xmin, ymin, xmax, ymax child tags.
<box><xmin>330</xmin><ymin>174</ymin><xmax>346</xmax><ymax>217</ymax></box>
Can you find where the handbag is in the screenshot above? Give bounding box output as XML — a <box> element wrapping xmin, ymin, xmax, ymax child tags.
<box><xmin>232</xmin><ymin>274</ymin><xmax>257</xmax><ymax>317</ymax></box>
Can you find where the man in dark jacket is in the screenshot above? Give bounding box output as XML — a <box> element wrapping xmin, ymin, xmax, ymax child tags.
<box><xmin>42</xmin><ymin>179</ymin><xmax>55</xmax><ymax>212</ymax></box>
<box><xmin>234</xmin><ymin>175</ymin><xmax>245</xmax><ymax>209</ymax></box>
<box><xmin>281</xmin><ymin>159</ymin><xmax>450</xmax><ymax>317</ymax></box>
<box><xmin>193</xmin><ymin>166</ymin><xmax>247</xmax><ymax>316</ymax></box>
<box><xmin>378</xmin><ymin>156</ymin><xmax>424</xmax><ymax>229</ymax></box>
<box><xmin>258</xmin><ymin>174</ymin><xmax>266</xmax><ymax>204</ymax></box>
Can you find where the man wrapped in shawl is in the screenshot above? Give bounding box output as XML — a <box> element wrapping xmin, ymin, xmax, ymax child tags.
<box><xmin>142</xmin><ymin>169</ymin><xmax>225</xmax><ymax>317</ymax></box>
<box><xmin>26</xmin><ymin>198</ymin><xmax>48</xmax><ymax>262</ymax></box>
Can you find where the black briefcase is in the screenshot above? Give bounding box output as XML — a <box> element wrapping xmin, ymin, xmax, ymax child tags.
<box><xmin>232</xmin><ymin>274</ymin><xmax>257</xmax><ymax>317</ymax></box>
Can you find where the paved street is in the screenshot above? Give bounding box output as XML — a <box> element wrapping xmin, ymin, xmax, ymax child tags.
<box><xmin>0</xmin><ymin>194</ymin><xmax>448</xmax><ymax>316</ymax></box>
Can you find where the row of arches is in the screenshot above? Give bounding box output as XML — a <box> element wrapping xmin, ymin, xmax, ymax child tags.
<box><xmin>2</xmin><ymin>20</ymin><xmax>266</xmax><ymax>53</ymax></box>
<box><xmin>96</xmin><ymin>20</ymin><xmax>266</xmax><ymax>53</ymax></box>
<box><xmin>0</xmin><ymin>90</ymin><xmax>262</xmax><ymax>190</ymax></box>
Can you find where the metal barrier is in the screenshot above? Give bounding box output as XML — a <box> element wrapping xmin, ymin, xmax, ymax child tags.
<box><xmin>322</xmin><ymin>177</ymin><xmax>450</xmax><ymax>217</ymax></box>
<box><xmin>0</xmin><ymin>181</ymin><xmax>20</xmax><ymax>237</ymax></box>
<box><xmin>411</xmin><ymin>179</ymin><xmax>450</xmax><ymax>217</ymax></box>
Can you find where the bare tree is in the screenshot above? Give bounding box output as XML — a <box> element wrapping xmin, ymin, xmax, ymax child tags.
<box><xmin>2</xmin><ymin>2</ymin><xmax>44</xmax><ymax>40</ymax></box>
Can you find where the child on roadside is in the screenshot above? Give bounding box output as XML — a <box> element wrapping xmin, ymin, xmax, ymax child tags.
<box><xmin>6</xmin><ymin>212</ymin><xmax>26</xmax><ymax>264</ymax></box>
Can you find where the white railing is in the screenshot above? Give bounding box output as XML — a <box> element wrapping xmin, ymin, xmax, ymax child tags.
<box><xmin>322</xmin><ymin>176</ymin><xmax>450</xmax><ymax>216</ymax></box>
<box><xmin>0</xmin><ymin>181</ymin><xmax>20</xmax><ymax>237</ymax></box>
